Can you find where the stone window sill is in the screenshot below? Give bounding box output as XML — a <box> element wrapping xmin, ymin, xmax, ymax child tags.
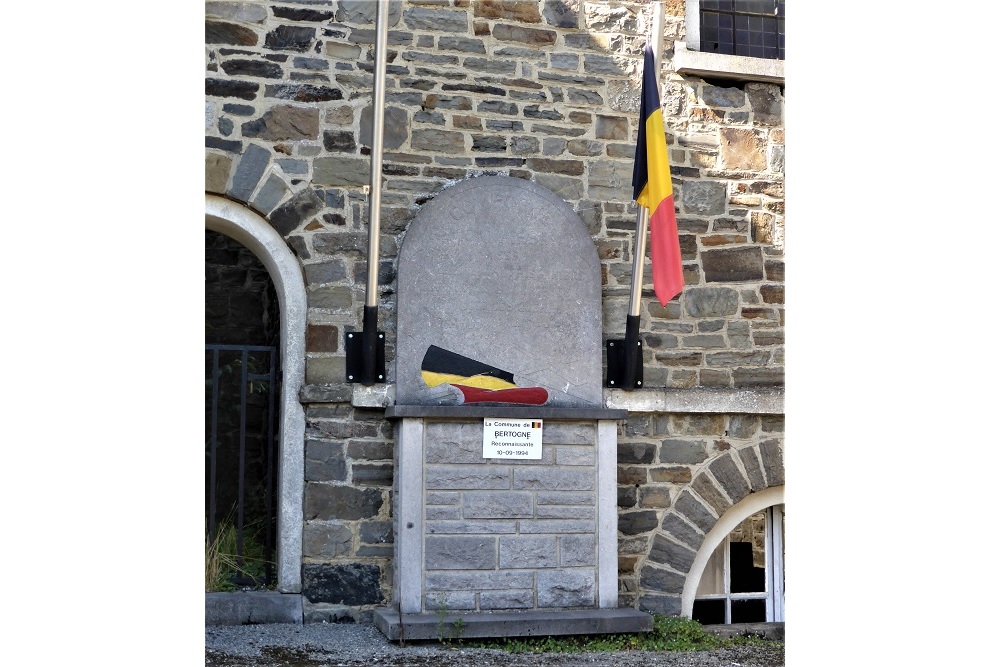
<box><xmin>673</xmin><ymin>41</ymin><xmax>784</xmax><ymax>85</ymax></box>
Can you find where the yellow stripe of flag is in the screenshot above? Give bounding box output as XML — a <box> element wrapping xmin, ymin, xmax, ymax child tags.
<box><xmin>636</xmin><ymin>106</ymin><xmax>672</xmax><ymax>213</ymax></box>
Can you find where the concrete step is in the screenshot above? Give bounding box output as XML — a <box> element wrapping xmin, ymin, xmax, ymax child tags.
<box><xmin>374</xmin><ymin>607</ymin><xmax>654</xmax><ymax>641</ymax></box>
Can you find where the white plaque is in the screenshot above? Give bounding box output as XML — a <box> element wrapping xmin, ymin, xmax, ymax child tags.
<box><xmin>483</xmin><ymin>418</ymin><xmax>543</xmax><ymax>459</ymax></box>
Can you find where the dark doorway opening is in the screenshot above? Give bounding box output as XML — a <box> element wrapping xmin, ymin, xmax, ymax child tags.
<box><xmin>205</xmin><ymin>230</ymin><xmax>281</xmax><ymax>591</ymax></box>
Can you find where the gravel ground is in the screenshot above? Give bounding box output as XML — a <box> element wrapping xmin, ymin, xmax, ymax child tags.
<box><xmin>205</xmin><ymin>622</ymin><xmax>784</xmax><ymax>667</ymax></box>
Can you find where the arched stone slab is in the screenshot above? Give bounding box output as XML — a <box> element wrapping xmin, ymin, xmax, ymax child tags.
<box><xmin>396</xmin><ymin>176</ymin><xmax>602</xmax><ymax>406</ymax></box>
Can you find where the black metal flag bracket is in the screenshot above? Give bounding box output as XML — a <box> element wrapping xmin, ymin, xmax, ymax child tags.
<box><xmin>605</xmin><ymin>313</ymin><xmax>643</xmax><ymax>389</ymax></box>
<box><xmin>346</xmin><ymin>305</ymin><xmax>386</xmax><ymax>385</ymax></box>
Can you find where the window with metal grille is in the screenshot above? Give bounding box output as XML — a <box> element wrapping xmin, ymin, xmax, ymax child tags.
<box><xmin>699</xmin><ymin>0</ymin><xmax>785</xmax><ymax>60</ymax></box>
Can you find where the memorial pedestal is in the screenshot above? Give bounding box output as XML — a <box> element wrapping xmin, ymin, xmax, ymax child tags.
<box><xmin>375</xmin><ymin>405</ymin><xmax>651</xmax><ymax>640</ymax></box>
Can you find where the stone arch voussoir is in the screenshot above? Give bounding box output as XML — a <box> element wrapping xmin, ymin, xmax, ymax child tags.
<box><xmin>206</xmin><ymin>145</ymin><xmax>309</xmax><ymax>233</ymax></box>
<box><xmin>637</xmin><ymin>439</ymin><xmax>784</xmax><ymax>616</ymax></box>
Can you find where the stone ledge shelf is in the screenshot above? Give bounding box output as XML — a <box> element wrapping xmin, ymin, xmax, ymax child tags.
<box><xmin>298</xmin><ymin>383</ymin><xmax>395</xmax><ymax>406</ymax></box>
<box><xmin>373</xmin><ymin>608</ymin><xmax>653</xmax><ymax>641</ymax></box>
<box><xmin>605</xmin><ymin>387</ymin><xmax>784</xmax><ymax>415</ymax></box>
<box><xmin>385</xmin><ymin>404</ymin><xmax>627</xmax><ymax>420</ymax></box>
<box><xmin>301</xmin><ymin>383</ymin><xmax>783</xmax><ymax>416</ymax></box>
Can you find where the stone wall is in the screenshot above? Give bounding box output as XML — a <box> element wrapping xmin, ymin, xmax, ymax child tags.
<box><xmin>205</xmin><ymin>230</ymin><xmax>279</xmax><ymax>347</ymax></box>
<box><xmin>419</xmin><ymin>419</ymin><xmax>603</xmax><ymax>612</ymax></box>
<box><xmin>204</xmin><ymin>0</ymin><xmax>784</xmax><ymax>619</ymax></box>
<box><xmin>299</xmin><ymin>399</ymin><xmax>395</xmax><ymax>619</ymax></box>
<box><xmin>615</xmin><ymin>404</ymin><xmax>783</xmax><ymax>614</ymax></box>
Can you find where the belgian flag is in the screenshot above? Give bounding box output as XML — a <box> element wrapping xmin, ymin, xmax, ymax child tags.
<box><xmin>632</xmin><ymin>41</ymin><xmax>684</xmax><ymax>306</ymax></box>
<box><xmin>420</xmin><ymin>345</ymin><xmax>548</xmax><ymax>405</ymax></box>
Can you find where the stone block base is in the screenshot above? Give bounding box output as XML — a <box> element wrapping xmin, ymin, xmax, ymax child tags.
<box><xmin>373</xmin><ymin>607</ymin><xmax>652</xmax><ymax>641</ymax></box>
<box><xmin>205</xmin><ymin>592</ymin><xmax>303</xmax><ymax>626</ymax></box>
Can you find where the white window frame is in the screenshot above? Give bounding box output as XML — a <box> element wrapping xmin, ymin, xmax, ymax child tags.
<box><xmin>675</xmin><ymin>0</ymin><xmax>785</xmax><ymax>84</ymax></box>
<box><xmin>769</xmin><ymin>503</ymin><xmax>784</xmax><ymax>621</ymax></box>
<box><xmin>693</xmin><ymin>504</ymin><xmax>784</xmax><ymax>623</ymax></box>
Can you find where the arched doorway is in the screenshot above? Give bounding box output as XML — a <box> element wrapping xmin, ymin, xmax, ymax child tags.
<box><xmin>205</xmin><ymin>194</ymin><xmax>306</xmax><ymax>594</ymax></box>
<box><xmin>205</xmin><ymin>228</ymin><xmax>280</xmax><ymax>591</ymax></box>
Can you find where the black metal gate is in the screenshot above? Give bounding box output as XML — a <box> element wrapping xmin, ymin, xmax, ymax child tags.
<box><xmin>205</xmin><ymin>344</ymin><xmax>279</xmax><ymax>589</ymax></box>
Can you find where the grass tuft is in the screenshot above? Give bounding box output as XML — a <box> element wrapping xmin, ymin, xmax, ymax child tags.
<box><xmin>205</xmin><ymin>518</ymin><xmax>273</xmax><ymax>592</ymax></box>
<box><xmin>458</xmin><ymin>615</ymin><xmax>778</xmax><ymax>654</ymax></box>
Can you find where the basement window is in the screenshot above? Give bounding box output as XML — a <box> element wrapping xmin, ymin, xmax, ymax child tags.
<box><xmin>675</xmin><ymin>0</ymin><xmax>785</xmax><ymax>84</ymax></box>
<box><xmin>692</xmin><ymin>504</ymin><xmax>784</xmax><ymax>624</ymax></box>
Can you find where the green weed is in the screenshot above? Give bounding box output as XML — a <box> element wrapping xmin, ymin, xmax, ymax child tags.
<box><xmin>205</xmin><ymin>518</ymin><xmax>273</xmax><ymax>592</ymax></box>
<box><xmin>431</xmin><ymin>595</ymin><xmax>466</xmax><ymax>645</ymax></box>
<box><xmin>459</xmin><ymin>615</ymin><xmax>778</xmax><ymax>654</ymax></box>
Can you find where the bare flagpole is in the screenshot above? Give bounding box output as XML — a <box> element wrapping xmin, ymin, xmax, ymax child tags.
<box><xmin>608</xmin><ymin>0</ymin><xmax>664</xmax><ymax>390</ymax></box>
<box><xmin>346</xmin><ymin>0</ymin><xmax>388</xmax><ymax>385</ymax></box>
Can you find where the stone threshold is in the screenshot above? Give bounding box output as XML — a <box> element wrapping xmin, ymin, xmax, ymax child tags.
<box><xmin>373</xmin><ymin>607</ymin><xmax>653</xmax><ymax>641</ymax></box>
<box><xmin>205</xmin><ymin>592</ymin><xmax>303</xmax><ymax>626</ymax></box>
<box><xmin>703</xmin><ymin>621</ymin><xmax>785</xmax><ymax>641</ymax></box>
